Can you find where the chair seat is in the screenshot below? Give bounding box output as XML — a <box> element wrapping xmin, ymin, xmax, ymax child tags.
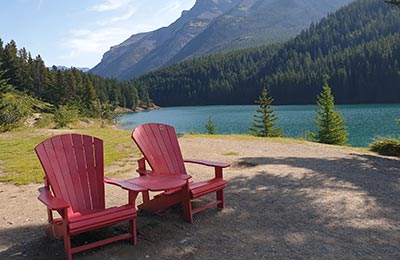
<box><xmin>69</xmin><ymin>205</ymin><xmax>136</xmax><ymax>235</ymax></box>
<box><xmin>190</xmin><ymin>178</ymin><xmax>227</xmax><ymax>198</ymax></box>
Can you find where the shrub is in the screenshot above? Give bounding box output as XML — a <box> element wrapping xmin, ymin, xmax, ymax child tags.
<box><xmin>369</xmin><ymin>138</ymin><xmax>400</xmax><ymax>156</ymax></box>
<box><xmin>53</xmin><ymin>105</ymin><xmax>79</xmax><ymax>128</ymax></box>
<box><xmin>0</xmin><ymin>92</ymin><xmax>33</xmax><ymax>132</ymax></box>
<box><xmin>34</xmin><ymin>114</ymin><xmax>53</xmax><ymax>128</ymax></box>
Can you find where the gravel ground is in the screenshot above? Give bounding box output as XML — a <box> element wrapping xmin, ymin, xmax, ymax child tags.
<box><xmin>0</xmin><ymin>136</ymin><xmax>399</xmax><ymax>260</ymax></box>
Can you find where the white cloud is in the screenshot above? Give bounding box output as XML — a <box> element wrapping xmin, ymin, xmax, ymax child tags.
<box><xmin>97</xmin><ymin>7</ymin><xmax>136</xmax><ymax>26</ymax></box>
<box><xmin>58</xmin><ymin>0</ymin><xmax>196</xmax><ymax>67</ymax></box>
<box><xmin>59</xmin><ymin>27</ymin><xmax>132</xmax><ymax>65</ymax></box>
<box><xmin>90</xmin><ymin>0</ymin><xmax>132</xmax><ymax>12</ymax></box>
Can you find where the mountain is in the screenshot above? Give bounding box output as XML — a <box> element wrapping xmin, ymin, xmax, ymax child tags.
<box><xmin>133</xmin><ymin>0</ymin><xmax>400</xmax><ymax>106</ymax></box>
<box><xmin>91</xmin><ymin>0</ymin><xmax>352</xmax><ymax>80</ymax></box>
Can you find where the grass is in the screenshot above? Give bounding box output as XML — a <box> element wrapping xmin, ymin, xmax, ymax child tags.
<box><xmin>0</xmin><ymin>126</ymin><xmax>374</xmax><ymax>185</ymax></box>
<box><xmin>0</xmin><ymin>126</ymin><xmax>140</xmax><ymax>185</ymax></box>
<box><xmin>222</xmin><ymin>151</ymin><xmax>239</xmax><ymax>156</ymax></box>
<box><xmin>184</xmin><ymin>133</ymin><xmax>308</xmax><ymax>144</ymax></box>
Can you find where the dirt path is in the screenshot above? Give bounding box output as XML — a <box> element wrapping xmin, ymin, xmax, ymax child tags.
<box><xmin>0</xmin><ymin>136</ymin><xmax>399</xmax><ymax>259</ymax></box>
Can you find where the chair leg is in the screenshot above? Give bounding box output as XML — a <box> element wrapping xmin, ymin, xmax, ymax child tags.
<box><xmin>181</xmin><ymin>185</ymin><xmax>193</xmax><ymax>223</ymax></box>
<box><xmin>217</xmin><ymin>189</ymin><xmax>224</xmax><ymax>209</ymax></box>
<box><xmin>129</xmin><ymin>219</ymin><xmax>137</xmax><ymax>245</ymax></box>
<box><xmin>63</xmin><ymin>234</ymin><xmax>72</xmax><ymax>260</ymax></box>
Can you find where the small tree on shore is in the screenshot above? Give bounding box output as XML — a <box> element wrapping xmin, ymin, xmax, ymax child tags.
<box><xmin>385</xmin><ymin>1</ymin><xmax>400</xmax><ymax>7</ymax></box>
<box><xmin>205</xmin><ymin>116</ymin><xmax>217</xmax><ymax>135</ymax></box>
<box><xmin>249</xmin><ymin>88</ymin><xmax>283</xmax><ymax>137</ymax></box>
<box><xmin>308</xmin><ymin>79</ymin><xmax>348</xmax><ymax>145</ymax></box>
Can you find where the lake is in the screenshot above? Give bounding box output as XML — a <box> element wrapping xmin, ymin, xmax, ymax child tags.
<box><xmin>119</xmin><ymin>104</ymin><xmax>400</xmax><ymax>147</ymax></box>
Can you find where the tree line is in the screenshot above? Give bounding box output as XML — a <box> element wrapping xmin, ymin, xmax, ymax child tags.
<box><xmin>0</xmin><ymin>39</ymin><xmax>156</xmax><ymax>130</ymax></box>
<box><xmin>133</xmin><ymin>0</ymin><xmax>400</xmax><ymax>106</ymax></box>
<box><xmin>0</xmin><ymin>39</ymin><xmax>152</xmax><ymax>113</ymax></box>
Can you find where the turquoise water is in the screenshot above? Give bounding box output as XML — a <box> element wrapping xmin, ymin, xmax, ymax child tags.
<box><xmin>119</xmin><ymin>104</ymin><xmax>400</xmax><ymax>147</ymax></box>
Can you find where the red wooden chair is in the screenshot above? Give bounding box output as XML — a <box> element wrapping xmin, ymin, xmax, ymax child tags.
<box><xmin>131</xmin><ymin>123</ymin><xmax>230</xmax><ymax>223</ymax></box>
<box><xmin>35</xmin><ymin>134</ymin><xmax>146</xmax><ymax>260</ymax></box>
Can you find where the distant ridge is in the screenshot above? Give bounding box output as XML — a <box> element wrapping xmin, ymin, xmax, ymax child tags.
<box><xmin>91</xmin><ymin>0</ymin><xmax>352</xmax><ymax>80</ymax></box>
<box><xmin>51</xmin><ymin>66</ymin><xmax>90</xmax><ymax>72</ymax></box>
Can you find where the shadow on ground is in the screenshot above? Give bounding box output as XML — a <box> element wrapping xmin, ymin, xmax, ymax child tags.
<box><xmin>1</xmin><ymin>154</ymin><xmax>399</xmax><ymax>259</ymax></box>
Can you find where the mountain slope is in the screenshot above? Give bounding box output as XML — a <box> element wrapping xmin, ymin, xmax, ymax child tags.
<box><xmin>91</xmin><ymin>0</ymin><xmax>352</xmax><ymax>80</ymax></box>
<box><xmin>133</xmin><ymin>0</ymin><xmax>400</xmax><ymax>106</ymax></box>
<box><xmin>168</xmin><ymin>0</ymin><xmax>353</xmax><ymax>64</ymax></box>
<box><xmin>91</xmin><ymin>0</ymin><xmax>241</xmax><ymax>79</ymax></box>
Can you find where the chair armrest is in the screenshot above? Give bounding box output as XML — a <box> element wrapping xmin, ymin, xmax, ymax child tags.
<box><xmin>38</xmin><ymin>187</ymin><xmax>70</xmax><ymax>210</ymax></box>
<box><xmin>184</xmin><ymin>159</ymin><xmax>230</xmax><ymax>168</ymax></box>
<box><xmin>136</xmin><ymin>169</ymin><xmax>153</xmax><ymax>176</ymax></box>
<box><xmin>104</xmin><ymin>177</ymin><xmax>148</xmax><ymax>192</ymax></box>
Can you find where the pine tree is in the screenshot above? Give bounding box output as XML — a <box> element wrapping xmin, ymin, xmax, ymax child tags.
<box><xmin>205</xmin><ymin>116</ymin><xmax>217</xmax><ymax>135</ymax></box>
<box><xmin>308</xmin><ymin>79</ymin><xmax>348</xmax><ymax>145</ymax></box>
<box><xmin>249</xmin><ymin>88</ymin><xmax>283</xmax><ymax>137</ymax></box>
<box><xmin>386</xmin><ymin>1</ymin><xmax>400</xmax><ymax>7</ymax></box>
<box><xmin>0</xmin><ymin>65</ymin><xmax>12</xmax><ymax>93</ymax></box>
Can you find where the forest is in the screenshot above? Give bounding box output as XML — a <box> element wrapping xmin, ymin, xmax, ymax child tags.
<box><xmin>133</xmin><ymin>0</ymin><xmax>400</xmax><ymax>106</ymax></box>
<box><xmin>0</xmin><ymin>39</ymin><xmax>149</xmax><ymax>114</ymax></box>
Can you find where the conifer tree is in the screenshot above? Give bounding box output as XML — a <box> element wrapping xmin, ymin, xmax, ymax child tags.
<box><xmin>249</xmin><ymin>88</ymin><xmax>283</xmax><ymax>137</ymax></box>
<box><xmin>308</xmin><ymin>78</ymin><xmax>348</xmax><ymax>145</ymax></box>
<box><xmin>0</xmin><ymin>66</ymin><xmax>12</xmax><ymax>93</ymax></box>
<box><xmin>386</xmin><ymin>1</ymin><xmax>400</xmax><ymax>7</ymax></box>
<box><xmin>205</xmin><ymin>116</ymin><xmax>217</xmax><ymax>135</ymax></box>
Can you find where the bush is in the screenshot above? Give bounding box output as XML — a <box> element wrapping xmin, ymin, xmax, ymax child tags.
<box><xmin>34</xmin><ymin>114</ymin><xmax>53</xmax><ymax>128</ymax></box>
<box><xmin>0</xmin><ymin>92</ymin><xmax>33</xmax><ymax>132</ymax></box>
<box><xmin>53</xmin><ymin>105</ymin><xmax>79</xmax><ymax>128</ymax></box>
<box><xmin>369</xmin><ymin>138</ymin><xmax>400</xmax><ymax>156</ymax></box>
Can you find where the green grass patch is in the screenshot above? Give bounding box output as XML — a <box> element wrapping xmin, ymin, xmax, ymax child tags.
<box><xmin>184</xmin><ymin>133</ymin><xmax>307</xmax><ymax>144</ymax></box>
<box><xmin>0</xmin><ymin>126</ymin><xmax>140</xmax><ymax>185</ymax></box>
<box><xmin>222</xmin><ymin>151</ymin><xmax>239</xmax><ymax>156</ymax></box>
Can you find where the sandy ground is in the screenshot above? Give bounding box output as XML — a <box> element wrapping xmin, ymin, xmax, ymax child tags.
<box><xmin>0</xmin><ymin>136</ymin><xmax>399</xmax><ymax>259</ymax></box>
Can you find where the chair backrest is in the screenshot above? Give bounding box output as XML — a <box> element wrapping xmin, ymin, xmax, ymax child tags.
<box><xmin>35</xmin><ymin>134</ymin><xmax>105</xmax><ymax>213</ymax></box>
<box><xmin>132</xmin><ymin>123</ymin><xmax>187</xmax><ymax>175</ymax></box>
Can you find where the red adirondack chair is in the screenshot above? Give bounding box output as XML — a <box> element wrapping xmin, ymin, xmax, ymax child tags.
<box><xmin>35</xmin><ymin>134</ymin><xmax>146</xmax><ymax>260</ymax></box>
<box><xmin>131</xmin><ymin>123</ymin><xmax>230</xmax><ymax>223</ymax></box>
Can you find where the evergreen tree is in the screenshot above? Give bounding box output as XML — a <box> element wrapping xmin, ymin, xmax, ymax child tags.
<box><xmin>249</xmin><ymin>88</ymin><xmax>283</xmax><ymax>137</ymax></box>
<box><xmin>386</xmin><ymin>1</ymin><xmax>400</xmax><ymax>7</ymax></box>
<box><xmin>205</xmin><ymin>116</ymin><xmax>217</xmax><ymax>135</ymax></box>
<box><xmin>308</xmin><ymin>79</ymin><xmax>348</xmax><ymax>145</ymax></box>
<box><xmin>0</xmin><ymin>65</ymin><xmax>13</xmax><ymax>93</ymax></box>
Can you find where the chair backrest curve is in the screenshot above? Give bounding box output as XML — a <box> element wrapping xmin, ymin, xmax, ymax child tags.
<box><xmin>35</xmin><ymin>134</ymin><xmax>105</xmax><ymax>213</ymax></box>
<box><xmin>132</xmin><ymin>123</ymin><xmax>187</xmax><ymax>175</ymax></box>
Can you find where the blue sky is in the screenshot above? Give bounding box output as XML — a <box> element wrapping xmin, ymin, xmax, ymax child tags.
<box><xmin>1</xmin><ymin>0</ymin><xmax>196</xmax><ymax>68</ymax></box>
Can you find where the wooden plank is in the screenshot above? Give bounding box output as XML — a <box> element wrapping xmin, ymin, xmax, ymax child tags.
<box><xmin>71</xmin><ymin>134</ymin><xmax>91</xmax><ymax>212</ymax></box>
<box><xmin>93</xmin><ymin>137</ymin><xmax>105</xmax><ymax>209</ymax></box>
<box><xmin>133</xmin><ymin>124</ymin><xmax>165</xmax><ymax>174</ymax></box>
<box><xmin>143</xmin><ymin>124</ymin><xmax>169</xmax><ymax>173</ymax></box>
<box><xmin>41</xmin><ymin>138</ymin><xmax>65</xmax><ymax>200</ymax></box>
<box><xmin>53</xmin><ymin>135</ymin><xmax>78</xmax><ymax>209</ymax></box>
<box><xmin>157</xmin><ymin>124</ymin><xmax>185</xmax><ymax>175</ymax></box>
<box><xmin>83</xmin><ymin>135</ymin><xmax>96</xmax><ymax>210</ymax></box>
<box><xmin>149</xmin><ymin>124</ymin><xmax>176</xmax><ymax>174</ymax></box>
<box><xmin>35</xmin><ymin>143</ymin><xmax>60</xmax><ymax>195</ymax></box>
<box><xmin>60</xmin><ymin>134</ymin><xmax>83</xmax><ymax>212</ymax></box>
<box><xmin>165</xmin><ymin>125</ymin><xmax>186</xmax><ymax>174</ymax></box>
